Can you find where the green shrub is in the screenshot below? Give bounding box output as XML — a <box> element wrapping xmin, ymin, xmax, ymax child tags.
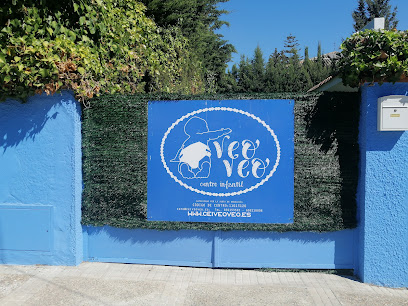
<box><xmin>340</xmin><ymin>29</ymin><xmax>408</xmax><ymax>87</ymax></box>
<box><xmin>0</xmin><ymin>0</ymin><xmax>204</xmax><ymax>103</ymax></box>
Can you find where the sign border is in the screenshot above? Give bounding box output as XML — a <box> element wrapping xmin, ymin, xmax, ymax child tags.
<box><xmin>160</xmin><ymin>106</ymin><xmax>281</xmax><ymax>197</ymax></box>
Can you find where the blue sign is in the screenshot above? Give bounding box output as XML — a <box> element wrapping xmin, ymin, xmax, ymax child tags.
<box><xmin>147</xmin><ymin>100</ymin><xmax>294</xmax><ymax>223</ymax></box>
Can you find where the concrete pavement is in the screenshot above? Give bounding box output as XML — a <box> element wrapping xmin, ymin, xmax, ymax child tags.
<box><xmin>0</xmin><ymin>262</ymin><xmax>407</xmax><ymax>305</ymax></box>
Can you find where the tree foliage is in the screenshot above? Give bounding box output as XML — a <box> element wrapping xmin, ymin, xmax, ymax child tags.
<box><xmin>140</xmin><ymin>0</ymin><xmax>235</xmax><ymax>91</ymax></box>
<box><xmin>219</xmin><ymin>36</ymin><xmax>333</xmax><ymax>93</ymax></box>
<box><xmin>352</xmin><ymin>0</ymin><xmax>398</xmax><ymax>31</ymax></box>
<box><xmin>284</xmin><ymin>34</ymin><xmax>300</xmax><ymax>58</ymax></box>
<box><xmin>0</xmin><ymin>0</ymin><xmax>206</xmax><ymax>102</ymax></box>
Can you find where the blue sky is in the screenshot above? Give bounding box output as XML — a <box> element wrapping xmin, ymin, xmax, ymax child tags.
<box><xmin>217</xmin><ymin>0</ymin><xmax>408</xmax><ymax>69</ymax></box>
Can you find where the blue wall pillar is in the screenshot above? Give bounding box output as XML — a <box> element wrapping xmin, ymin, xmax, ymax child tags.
<box><xmin>0</xmin><ymin>92</ymin><xmax>82</xmax><ymax>265</ymax></box>
<box><xmin>357</xmin><ymin>83</ymin><xmax>408</xmax><ymax>287</ymax></box>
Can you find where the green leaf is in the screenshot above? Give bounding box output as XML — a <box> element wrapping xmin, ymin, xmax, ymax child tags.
<box><xmin>68</xmin><ymin>31</ymin><xmax>77</xmax><ymax>41</ymax></box>
<box><xmin>73</xmin><ymin>3</ymin><xmax>79</xmax><ymax>12</ymax></box>
<box><xmin>17</xmin><ymin>37</ymin><xmax>26</xmax><ymax>44</ymax></box>
<box><xmin>4</xmin><ymin>75</ymin><xmax>11</xmax><ymax>83</ymax></box>
<box><xmin>98</xmin><ymin>23</ymin><xmax>106</xmax><ymax>33</ymax></box>
<box><xmin>39</xmin><ymin>68</ymin><xmax>49</xmax><ymax>77</ymax></box>
<box><xmin>77</xmin><ymin>67</ymin><xmax>85</xmax><ymax>75</ymax></box>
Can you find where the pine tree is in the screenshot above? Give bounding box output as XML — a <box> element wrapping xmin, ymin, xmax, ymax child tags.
<box><xmin>237</xmin><ymin>55</ymin><xmax>253</xmax><ymax>92</ymax></box>
<box><xmin>285</xmin><ymin>50</ymin><xmax>296</xmax><ymax>92</ymax></box>
<box><xmin>303</xmin><ymin>47</ymin><xmax>312</xmax><ymax>73</ymax></box>
<box><xmin>251</xmin><ymin>46</ymin><xmax>265</xmax><ymax>92</ymax></box>
<box><xmin>352</xmin><ymin>0</ymin><xmax>398</xmax><ymax>31</ymax></box>
<box><xmin>352</xmin><ymin>0</ymin><xmax>368</xmax><ymax>31</ymax></box>
<box><xmin>284</xmin><ymin>34</ymin><xmax>300</xmax><ymax>59</ymax></box>
<box><xmin>309</xmin><ymin>42</ymin><xmax>323</xmax><ymax>85</ymax></box>
<box><xmin>285</xmin><ymin>48</ymin><xmax>312</xmax><ymax>92</ymax></box>
<box><xmin>304</xmin><ymin>42</ymin><xmax>332</xmax><ymax>88</ymax></box>
<box><xmin>265</xmin><ymin>49</ymin><xmax>282</xmax><ymax>92</ymax></box>
<box><xmin>301</xmin><ymin>47</ymin><xmax>313</xmax><ymax>91</ymax></box>
<box><xmin>230</xmin><ymin>39</ymin><xmax>332</xmax><ymax>94</ymax></box>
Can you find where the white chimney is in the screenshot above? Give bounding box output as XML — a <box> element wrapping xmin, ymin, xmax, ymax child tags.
<box><xmin>362</xmin><ymin>17</ymin><xmax>385</xmax><ymax>31</ymax></box>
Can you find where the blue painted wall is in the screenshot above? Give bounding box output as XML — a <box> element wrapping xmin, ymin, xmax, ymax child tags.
<box><xmin>2</xmin><ymin>88</ymin><xmax>408</xmax><ymax>289</ymax></box>
<box><xmin>0</xmin><ymin>92</ymin><xmax>82</xmax><ymax>265</ymax></box>
<box><xmin>357</xmin><ymin>83</ymin><xmax>408</xmax><ymax>287</ymax></box>
<box><xmin>84</xmin><ymin>226</ymin><xmax>356</xmax><ymax>269</ymax></box>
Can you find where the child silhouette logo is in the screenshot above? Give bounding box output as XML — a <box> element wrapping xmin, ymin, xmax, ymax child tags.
<box><xmin>170</xmin><ymin>116</ymin><xmax>231</xmax><ymax>179</ymax></box>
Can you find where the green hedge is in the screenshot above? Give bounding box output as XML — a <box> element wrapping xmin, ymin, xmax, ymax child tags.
<box><xmin>82</xmin><ymin>92</ymin><xmax>359</xmax><ymax>231</ymax></box>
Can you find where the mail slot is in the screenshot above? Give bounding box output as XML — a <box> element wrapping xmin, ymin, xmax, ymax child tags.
<box><xmin>378</xmin><ymin>95</ymin><xmax>408</xmax><ymax>131</ymax></box>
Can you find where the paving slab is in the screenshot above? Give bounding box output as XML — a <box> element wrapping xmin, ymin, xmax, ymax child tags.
<box><xmin>0</xmin><ymin>263</ymin><xmax>407</xmax><ymax>305</ymax></box>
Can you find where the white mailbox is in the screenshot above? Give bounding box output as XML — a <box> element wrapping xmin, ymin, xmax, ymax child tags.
<box><xmin>378</xmin><ymin>95</ymin><xmax>408</xmax><ymax>131</ymax></box>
